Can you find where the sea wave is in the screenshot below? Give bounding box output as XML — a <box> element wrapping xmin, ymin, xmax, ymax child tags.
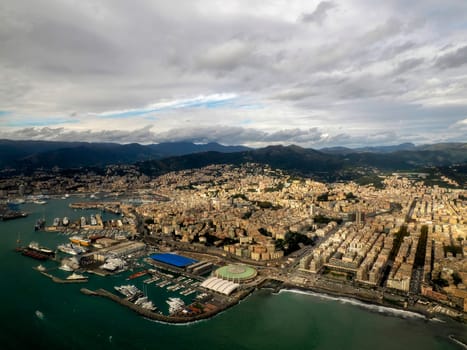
<box><xmin>278</xmin><ymin>289</ymin><xmax>426</xmax><ymax>320</ymax></box>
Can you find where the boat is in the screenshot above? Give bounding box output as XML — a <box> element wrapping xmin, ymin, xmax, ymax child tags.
<box><xmin>114</xmin><ymin>285</ymin><xmax>142</xmax><ymax>298</ymax></box>
<box><xmin>166</xmin><ymin>297</ymin><xmax>185</xmax><ymax>315</ymax></box>
<box><xmin>57</xmin><ymin>243</ymin><xmax>79</xmax><ymax>255</ymax></box>
<box><xmin>101</xmin><ymin>258</ymin><xmax>126</xmax><ymax>271</ymax></box>
<box><xmin>127</xmin><ymin>270</ymin><xmax>148</xmax><ymax>280</ymax></box>
<box><xmin>69</xmin><ymin>236</ymin><xmax>91</xmax><ymax>247</ymax></box>
<box><xmin>53</xmin><ymin>217</ymin><xmax>60</xmax><ymax>226</ymax></box>
<box><xmin>28</xmin><ymin>242</ymin><xmax>55</xmax><ymax>256</ymax></box>
<box><xmin>62</xmin><ymin>217</ymin><xmax>69</xmax><ymax>226</ymax></box>
<box><xmin>34</xmin><ymin>218</ymin><xmax>46</xmax><ymax>231</ymax></box>
<box><xmin>59</xmin><ymin>264</ymin><xmax>74</xmax><ymax>272</ymax></box>
<box><xmin>35</xmin><ymin>264</ymin><xmax>46</xmax><ymax>272</ymax></box>
<box><xmin>134</xmin><ymin>297</ymin><xmax>157</xmax><ymax>311</ymax></box>
<box><xmin>21</xmin><ymin>248</ymin><xmax>49</xmax><ymax>260</ymax></box>
<box><xmin>66</xmin><ymin>272</ymin><xmax>87</xmax><ymax>280</ymax></box>
<box><xmin>90</xmin><ymin>215</ymin><xmax>97</xmax><ymax>226</ymax></box>
<box><xmin>33</xmin><ymin>200</ymin><xmax>47</xmax><ymax>205</ymax></box>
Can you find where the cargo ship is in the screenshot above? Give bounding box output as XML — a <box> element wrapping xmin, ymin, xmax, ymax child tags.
<box><xmin>127</xmin><ymin>270</ymin><xmax>148</xmax><ymax>280</ymax></box>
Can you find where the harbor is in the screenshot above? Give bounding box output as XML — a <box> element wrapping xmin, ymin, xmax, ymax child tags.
<box><xmin>0</xmin><ymin>197</ymin><xmax>465</xmax><ymax>350</ymax></box>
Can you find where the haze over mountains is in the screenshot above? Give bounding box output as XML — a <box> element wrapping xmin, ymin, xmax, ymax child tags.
<box><xmin>1</xmin><ymin>140</ymin><xmax>466</xmax><ymax>178</ymax></box>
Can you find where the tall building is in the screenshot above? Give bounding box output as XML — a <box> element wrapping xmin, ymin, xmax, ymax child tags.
<box><xmin>355</xmin><ymin>210</ymin><xmax>362</xmax><ymax>226</ymax></box>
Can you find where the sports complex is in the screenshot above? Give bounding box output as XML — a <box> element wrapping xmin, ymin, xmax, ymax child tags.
<box><xmin>214</xmin><ymin>264</ymin><xmax>257</xmax><ymax>282</ymax></box>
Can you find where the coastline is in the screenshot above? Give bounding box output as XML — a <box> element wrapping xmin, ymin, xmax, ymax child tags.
<box><xmin>81</xmin><ymin>277</ymin><xmax>466</xmax><ymax>326</ymax></box>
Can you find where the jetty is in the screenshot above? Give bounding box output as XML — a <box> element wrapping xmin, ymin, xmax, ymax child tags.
<box><xmin>38</xmin><ymin>271</ymin><xmax>88</xmax><ymax>284</ymax></box>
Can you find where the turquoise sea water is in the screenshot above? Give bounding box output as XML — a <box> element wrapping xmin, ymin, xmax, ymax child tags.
<box><xmin>0</xmin><ymin>198</ymin><xmax>465</xmax><ymax>350</ymax></box>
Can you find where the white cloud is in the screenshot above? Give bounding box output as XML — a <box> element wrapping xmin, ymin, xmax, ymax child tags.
<box><xmin>0</xmin><ymin>0</ymin><xmax>466</xmax><ymax>147</ymax></box>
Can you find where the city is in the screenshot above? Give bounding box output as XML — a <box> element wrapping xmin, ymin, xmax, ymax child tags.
<box><xmin>1</xmin><ymin>163</ymin><xmax>465</xmax><ymax>323</ymax></box>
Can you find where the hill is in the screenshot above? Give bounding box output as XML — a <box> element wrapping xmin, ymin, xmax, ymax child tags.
<box><xmin>0</xmin><ymin>140</ymin><xmax>249</xmax><ymax>170</ymax></box>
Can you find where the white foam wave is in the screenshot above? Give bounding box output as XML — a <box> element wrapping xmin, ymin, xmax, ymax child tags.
<box><xmin>279</xmin><ymin>289</ymin><xmax>426</xmax><ymax>320</ymax></box>
<box><xmin>449</xmin><ymin>335</ymin><xmax>467</xmax><ymax>349</ymax></box>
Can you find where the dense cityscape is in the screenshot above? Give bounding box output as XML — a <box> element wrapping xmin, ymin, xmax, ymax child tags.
<box><xmin>1</xmin><ymin>162</ymin><xmax>465</xmax><ymax>324</ymax></box>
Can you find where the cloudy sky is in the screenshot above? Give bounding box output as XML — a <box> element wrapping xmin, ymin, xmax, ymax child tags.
<box><xmin>1</xmin><ymin>0</ymin><xmax>466</xmax><ymax>147</ymax></box>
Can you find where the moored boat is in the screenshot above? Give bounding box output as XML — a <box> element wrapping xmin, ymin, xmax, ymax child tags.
<box><xmin>66</xmin><ymin>272</ymin><xmax>87</xmax><ymax>280</ymax></box>
<box><xmin>28</xmin><ymin>241</ymin><xmax>55</xmax><ymax>256</ymax></box>
<box><xmin>127</xmin><ymin>270</ymin><xmax>148</xmax><ymax>280</ymax></box>
<box><xmin>69</xmin><ymin>236</ymin><xmax>91</xmax><ymax>246</ymax></box>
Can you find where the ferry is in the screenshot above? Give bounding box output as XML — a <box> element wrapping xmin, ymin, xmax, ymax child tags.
<box><xmin>20</xmin><ymin>248</ymin><xmax>49</xmax><ymax>260</ymax></box>
<box><xmin>28</xmin><ymin>242</ymin><xmax>55</xmax><ymax>256</ymax></box>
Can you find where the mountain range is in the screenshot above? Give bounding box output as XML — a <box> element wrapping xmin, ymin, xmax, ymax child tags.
<box><xmin>0</xmin><ymin>140</ymin><xmax>248</xmax><ymax>170</ymax></box>
<box><xmin>1</xmin><ymin>140</ymin><xmax>466</xmax><ymax>180</ymax></box>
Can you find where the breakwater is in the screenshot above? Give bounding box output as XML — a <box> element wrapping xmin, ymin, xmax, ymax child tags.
<box><xmin>81</xmin><ymin>287</ymin><xmax>252</xmax><ymax>324</ymax></box>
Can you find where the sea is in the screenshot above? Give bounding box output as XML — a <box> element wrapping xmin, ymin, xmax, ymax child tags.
<box><xmin>1</xmin><ymin>197</ymin><xmax>466</xmax><ymax>350</ymax></box>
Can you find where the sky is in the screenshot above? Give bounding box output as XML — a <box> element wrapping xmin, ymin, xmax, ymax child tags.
<box><xmin>0</xmin><ymin>0</ymin><xmax>466</xmax><ymax>148</ymax></box>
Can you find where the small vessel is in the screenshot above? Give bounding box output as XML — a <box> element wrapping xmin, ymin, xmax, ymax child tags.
<box><xmin>69</xmin><ymin>236</ymin><xmax>91</xmax><ymax>246</ymax></box>
<box><xmin>127</xmin><ymin>270</ymin><xmax>148</xmax><ymax>280</ymax></box>
<box><xmin>28</xmin><ymin>242</ymin><xmax>55</xmax><ymax>256</ymax></box>
<box><xmin>59</xmin><ymin>264</ymin><xmax>74</xmax><ymax>272</ymax></box>
<box><xmin>33</xmin><ymin>200</ymin><xmax>47</xmax><ymax>205</ymax></box>
<box><xmin>66</xmin><ymin>272</ymin><xmax>87</xmax><ymax>280</ymax></box>
<box><xmin>53</xmin><ymin>217</ymin><xmax>60</xmax><ymax>226</ymax></box>
<box><xmin>35</xmin><ymin>264</ymin><xmax>46</xmax><ymax>272</ymax></box>
<box><xmin>166</xmin><ymin>297</ymin><xmax>185</xmax><ymax>315</ymax></box>
<box><xmin>90</xmin><ymin>214</ymin><xmax>97</xmax><ymax>226</ymax></box>
<box><xmin>57</xmin><ymin>243</ymin><xmax>78</xmax><ymax>255</ymax></box>
<box><xmin>34</xmin><ymin>218</ymin><xmax>46</xmax><ymax>231</ymax></box>
<box><xmin>114</xmin><ymin>285</ymin><xmax>142</xmax><ymax>298</ymax></box>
